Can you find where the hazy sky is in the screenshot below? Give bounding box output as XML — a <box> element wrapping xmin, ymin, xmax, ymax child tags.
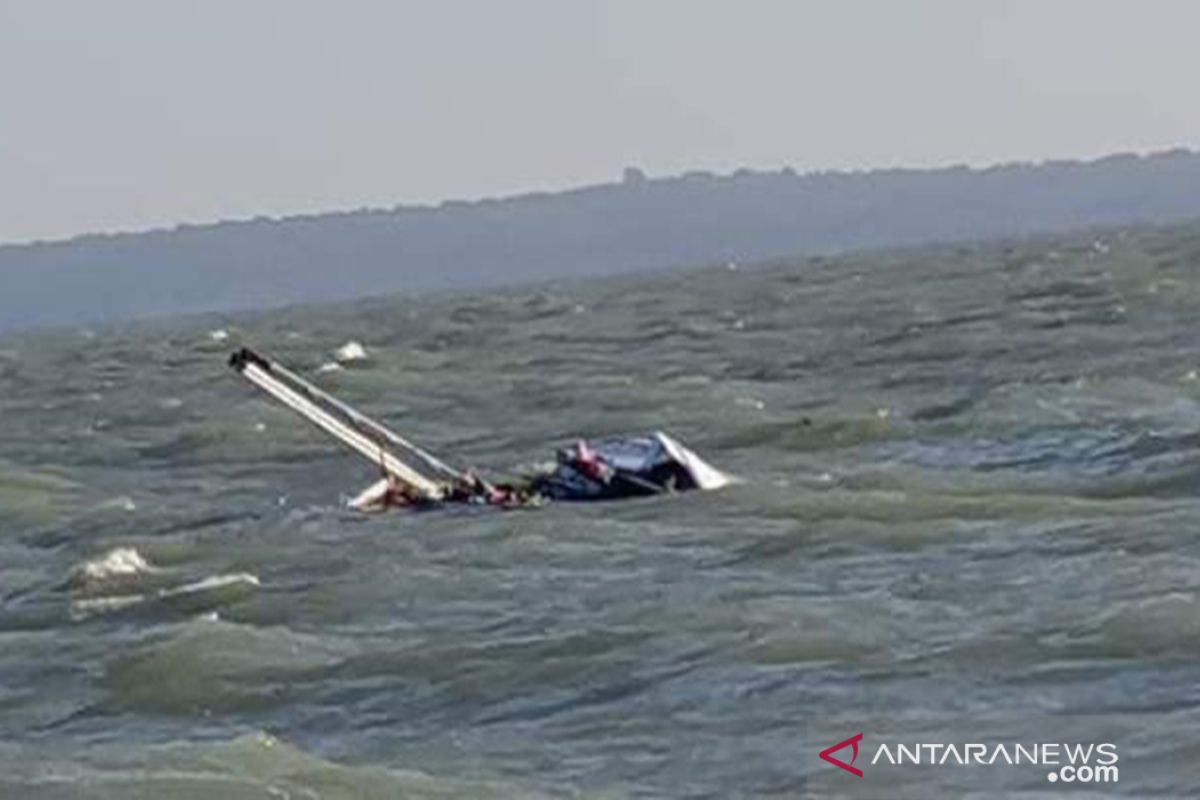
<box><xmin>1</xmin><ymin>0</ymin><xmax>1197</xmax><ymax>243</ymax></box>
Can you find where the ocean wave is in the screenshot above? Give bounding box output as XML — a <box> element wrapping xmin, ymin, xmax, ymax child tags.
<box><xmin>0</xmin><ymin>731</ymin><xmax>543</xmax><ymax>799</ymax></box>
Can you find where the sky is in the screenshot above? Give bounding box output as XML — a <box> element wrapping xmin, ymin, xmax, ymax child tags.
<box><xmin>1</xmin><ymin>0</ymin><xmax>1197</xmax><ymax>243</ymax></box>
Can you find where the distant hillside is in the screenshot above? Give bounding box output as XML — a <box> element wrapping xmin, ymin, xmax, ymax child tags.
<box><xmin>4</xmin><ymin>149</ymin><xmax>1200</xmax><ymax>333</ymax></box>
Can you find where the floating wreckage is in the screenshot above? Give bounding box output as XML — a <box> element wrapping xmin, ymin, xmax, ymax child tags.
<box><xmin>228</xmin><ymin>347</ymin><xmax>729</xmax><ymax>511</ymax></box>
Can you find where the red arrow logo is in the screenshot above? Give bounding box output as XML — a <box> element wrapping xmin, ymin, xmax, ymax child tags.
<box><xmin>820</xmin><ymin>732</ymin><xmax>864</xmax><ymax>777</ymax></box>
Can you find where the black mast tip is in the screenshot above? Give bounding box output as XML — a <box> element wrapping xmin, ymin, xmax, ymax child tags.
<box><xmin>228</xmin><ymin>347</ymin><xmax>269</xmax><ymax>372</ymax></box>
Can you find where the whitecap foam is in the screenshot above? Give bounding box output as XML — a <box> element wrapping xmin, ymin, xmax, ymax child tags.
<box><xmin>75</xmin><ymin>547</ymin><xmax>154</xmax><ymax>584</ymax></box>
<box><xmin>155</xmin><ymin>573</ymin><xmax>261</xmax><ymax>615</ymax></box>
<box><xmin>70</xmin><ymin>570</ymin><xmax>260</xmax><ymax>620</ymax></box>
<box><xmin>164</xmin><ymin>573</ymin><xmax>260</xmax><ymax>596</ymax></box>
<box><xmin>96</xmin><ymin>496</ymin><xmax>137</xmax><ymax>512</ymax></box>
<box><xmin>70</xmin><ymin>593</ymin><xmax>146</xmax><ymax>621</ymax></box>
<box><xmin>334</xmin><ymin>340</ymin><xmax>368</xmax><ymax>363</ymax></box>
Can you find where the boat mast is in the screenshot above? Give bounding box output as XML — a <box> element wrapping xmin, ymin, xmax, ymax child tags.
<box><xmin>228</xmin><ymin>347</ymin><xmax>449</xmax><ymax>499</ymax></box>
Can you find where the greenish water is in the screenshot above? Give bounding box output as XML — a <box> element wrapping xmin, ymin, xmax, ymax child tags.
<box><xmin>3</xmin><ymin>223</ymin><xmax>1200</xmax><ymax>797</ymax></box>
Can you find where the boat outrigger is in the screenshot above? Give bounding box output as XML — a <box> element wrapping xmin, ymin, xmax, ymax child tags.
<box><xmin>228</xmin><ymin>347</ymin><xmax>730</xmax><ymax>510</ymax></box>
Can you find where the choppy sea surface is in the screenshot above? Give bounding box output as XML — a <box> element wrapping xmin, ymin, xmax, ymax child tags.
<box><xmin>3</xmin><ymin>224</ymin><xmax>1200</xmax><ymax>798</ymax></box>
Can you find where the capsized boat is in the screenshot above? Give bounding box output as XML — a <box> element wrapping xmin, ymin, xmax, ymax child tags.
<box><xmin>228</xmin><ymin>347</ymin><xmax>730</xmax><ymax>511</ymax></box>
<box><xmin>533</xmin><ymin>432</ymin><xmax>731</xmax><ymax>500</ymax></box>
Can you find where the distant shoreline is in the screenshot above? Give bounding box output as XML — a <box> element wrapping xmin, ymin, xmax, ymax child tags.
<box><xmin>4</xmin><ymin>148</ymin><xmax>1193</xmax><ymax>250</ymax></box>
<box><xmin>3</xmin><ymin>148</ymin><xmax>1199</xmax><ymax>334</ymax></box>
